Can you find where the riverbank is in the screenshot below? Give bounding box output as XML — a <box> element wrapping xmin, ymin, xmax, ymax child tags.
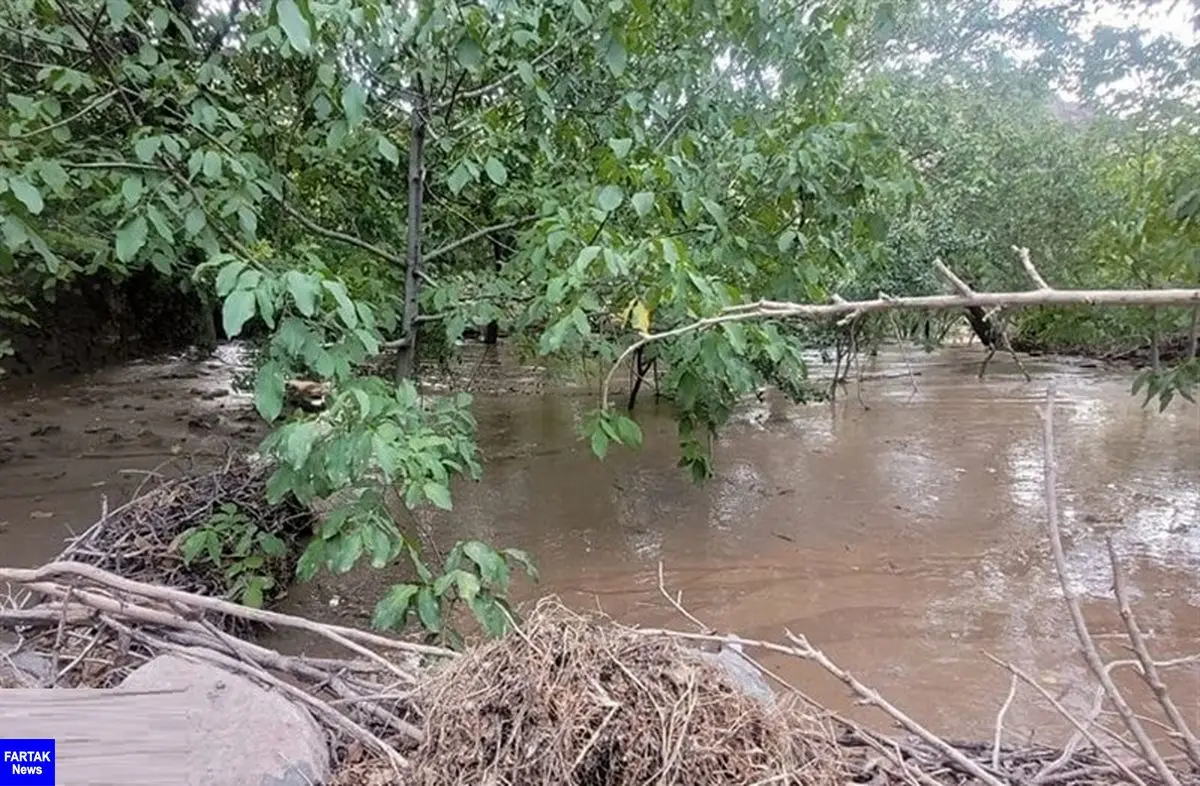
<box><xmin>2</xmin><ymin>551</ymin><xmax>1196</xmax><ymax>785</ymax></box>
<box><xmin>1013</xmin><ymin>330</ymin><xmax>1198</xmax><ymax>367</ymax></box>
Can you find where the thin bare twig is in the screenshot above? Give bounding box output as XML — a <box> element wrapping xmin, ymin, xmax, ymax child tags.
<box><xmin>991</xmin><ymin>673</ymin><xmax>1019</xmax><ymax>770</ymax></box>
<box><xmin>984</xmin><ymin>653</ymin><xmax>1147</xmax><ymax>786</ymax></box>
<box><xmin>782</xmin><ymin>631</ymin><xmax>1008</xmax><ymax>786</ymax></box>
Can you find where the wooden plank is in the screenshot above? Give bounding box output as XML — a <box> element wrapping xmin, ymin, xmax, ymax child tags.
<box><xmin>0</xmin><ymin>688</ymin><xmax>190</xmax><ymax>786</ymax></box>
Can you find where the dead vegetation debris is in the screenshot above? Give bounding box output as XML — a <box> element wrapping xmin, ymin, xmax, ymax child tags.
<box><xmin>387</xmin><ymin>597</ymin><xmax>844</xmax><ymax>786</ymax></box>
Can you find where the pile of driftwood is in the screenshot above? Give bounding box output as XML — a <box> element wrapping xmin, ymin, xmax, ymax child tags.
<box><xmin>0</xmin><ymin>388</ymin><xmax>1196</xmax><ymax>785</ymax></box>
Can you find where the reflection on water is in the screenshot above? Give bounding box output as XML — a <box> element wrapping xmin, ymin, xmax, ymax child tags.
<box><xmin>2</xmin><ymin>341</ymin><xmax>1196</xmax><ymax>742</ymax></box>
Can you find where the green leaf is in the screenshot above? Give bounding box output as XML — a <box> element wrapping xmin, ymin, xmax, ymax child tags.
<box><xmin>469</xmin><ymin>594</ymin><xmax>510</xmax><ymax>637</ymax></box>
<box><xmin>275</xmin><ymin>0</ymin><xmax>312</xmax><ymax>53</ymax></box>
<box><xmin>597</xmin><ymin>185</ymin><xmax>623</xmax><ymax>213</ymax></box>
<box><xmin>36</xmin><ymin>160</ymin><xmax>69</xmax><ymax>194</ymax></box>
<box><xmin>517</xmin><ymin>60</ymin><xmax>536</xmax><ymax>86</ymax></box>
<box><xmin>455</xmin><ymin>570</ymin><xmax>482</xmax><ymax>603</ymax></box>
<box><xmin>447</xmin><ymin>163</ymin><xmax>472</xmax><ymax>195</ymax></box>
<box><xmin>238</xmin><ymin>205</ymin><xmax>258</xmax><ymax>239</ymax></box>
<box><xmin>331</xmin><ymin>531</ymin><xmax>364</xmax><ymax>573</ymax></box>
<box><xmin>573</xmin><ymin>245</ymin><xmax>602</xmax><ymax>273</ymax></box>
<box><xmin>146</xmin><ymin>205</ymin><xmax>173</xmax><ymax>241</ymax></box>
<box><xmin>285</xmin><ymin>270</ymin><xmax>319</xmax><ymax>316</ymax></box>
<box><xmin>613</xmin><ymin>415</ymin><xmax>643</xmax><ymax>447</ymax></box>
<box><xmin>777</xmin><ymin>229</ymin><xmax>797</xmax><ymax>253</ymax></box>
<box><xmin>341</xmin><ymin>82</ymin><xmax>367</xmax><ymax>127</ymax></box>
<box><xmin>7</xmin><ymin>177</ymin><xmax>44</xmax><ymax>215</ymax></box>
<box><xmin>631</xmin><ymin>191</ymin><xmax>655</xmax><ymax>217</ymax></box>
<box><xmin>416</xmin><ymin>586</ymin><xmax>442</xmax><ymax>632</ymax></box>
<box><xmin>606</xmin><ymin>32</ymin><xmax>628</xmax><ymax>77</ymax></box>
<box><xmin>296</xmin><ymin>540</ymin><xmax>326</xmax><ymax>581</ymax></box>
<box><xmin>455</xmin><ymin>36</ymin><xmax>483</xmax><ymax>70</ymax></box>
<box><xmin>485</xmin><ymin>156</ymin><xmax>508</xmax><ymax>186</ymax></box>
<box><xmin>257</xmin><ymin>533</ymin><xmax>286</xmax><ymax>557</ymax></box>
<box><xmin>503</xmin><ymin>548</ymin><xmax>539</xmax><ymax>581</ymax></box>
<box><xmin>184</xmin><ymin>207</ymin><xmax>206</xmax><ymax>237</ymax></box>
<box><xmin>180</xmin><ymin>529</ymin><xmax>208</xmax><ymax>564</ymax></box>
<box><xmin>590</xmin><ymin>427</ymin><xmax>609</xmax><ymax>459</ymax></box>
<box><xmin>254</xmin><ymin>362</ymin><xmax>286</xmax><ymax>422</ymax></box>
<box><xmin>242</xmin><ymin>579</ymin><xmax>265</xmax><ymax>609</ymax></box>
<box><xmin>114</xmin><ymin>216</ymin><xmax>148</xmax><ymax>262</ymax></box>
<box><xmin>372</xmin><ymin>584</ymin><xmax>419</xmax><ymax>629</ymax></box>
<box><xmin>423</xmin><ymin>481</ymin><xmax>452</xmax><ymax>511</ymax></box>
<box><xmin>222</xmin><ymin>289</ymin><xmax>257</xmax><ymax>337</ymax></box>
<box><xmin>215</xmin><ymin>260</ymin><xmax>246</xmax><ymax>297</ymax></box>
<box><xmin>463</xmin><ymin>541</ymin><xmax>510</xmax><ymax>590</ymax></box>
<box><xmin>700</xmin><ymin>197</ymin><xmax>726</xmax><ymax>228</ymax></box>
<box><xmin>202</xmin><ymin>150</ymin><xmax>222</xmax><ymax>180</ymax></box>
<box><xmin>377</xmin><ymin>136</ymin><xmax>399</xmax><ymax>165</ymax></box>
<box><xmin>571</xmin><ymin>0</ymin><xmax>593</xmax><ymax>25</ymax></box>
<box><xmin>106</xmin><ymin>0</ymin><xmax>132</xmax><ymax>27</ymax></box>
<box><xmin>321</xmin><ymin>280</ymin><xmax>357</xmax><ymax>327</ymax></box>
<box><xmin>121</xmin><ymin>175</ymin><xmax>144</xmax><ymax>207</ymax></box>
<box><xmin>608</xmin><ymin>137</ymin><xmax>633</xmax><ymax>159</ymax></box>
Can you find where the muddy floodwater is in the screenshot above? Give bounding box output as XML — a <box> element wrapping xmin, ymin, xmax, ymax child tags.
<box><xmin>2</xmin><ymin>343</ymin><xmax>1197</xmax><ymax>744</ymax></box>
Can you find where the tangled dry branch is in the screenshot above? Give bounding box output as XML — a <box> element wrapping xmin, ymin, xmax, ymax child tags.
<box><xmin>0</xmin><ymin>560</ymin><xmax>457</xmax><ymax>771</ymax></box>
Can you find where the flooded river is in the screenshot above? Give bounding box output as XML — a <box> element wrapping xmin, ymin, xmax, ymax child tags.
<box><xmin>2</xmin><ymin>342</ymin><xmax>1197</xmax><ymax>743</ymax></box>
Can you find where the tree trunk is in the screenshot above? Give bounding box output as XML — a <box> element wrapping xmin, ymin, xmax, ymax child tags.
<box><xmin>483</xmin><ymin>234</ymin><xmax>504</xmax><ymax>345</ymax></box>
<box><xmin>963</xmin><ymin>305</ymin><xmax>998</xmax><ymax>348</ymax></box>
<box><xmin>395</xmin><ymin>90</ymin><xmax>427</xmax><ymax>382</ymax></box>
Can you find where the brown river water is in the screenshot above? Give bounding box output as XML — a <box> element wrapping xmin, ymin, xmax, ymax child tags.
<box><xmin>1</xmin><ymin>342</ymin><xmax>1197</xmax><ymax>746</ymax></box>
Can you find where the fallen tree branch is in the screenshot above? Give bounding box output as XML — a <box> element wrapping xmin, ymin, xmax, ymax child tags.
<box><xmin>634</xmin><ymin>625</ymin><xmax>1008</xmax><ymax>786</ymax></box>
<box><xmin>1039</xmin><ymin>386</ymin><xmax>1182</xmax><ymax>786</ymax></box>
<box><xmin>984</xmin><ymin>653</ymin><xmax>1148</xmax><ymax>786</ymax></box>
<box><xmin>781</xmin><ymin>631</ymin><xmax>1009</xmax><ymax>786</ymax></box>
<box><xmin>0</xmin><ymin>561</ymin><xmax>455</xmax><ymax>661</ymax></box>
<box><xmin>102</xmin><ymin>616</ymin><xmax>410</xmax><ymax>770</ymax></box>
<box><xmin>600</xmin><ymin>251</ymin><xmax>1200</xmax><ymax>408</ymax></box>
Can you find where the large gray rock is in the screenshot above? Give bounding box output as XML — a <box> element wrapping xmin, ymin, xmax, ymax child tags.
<box><xmin>121</xmin><ymin>654</ymin><xmax>330</xmax><ymax>786</ymax></box>
<box><xmin>696</xmin><ymin>641</ymin><xmax>775</xmax><ymax>707</ymax></box>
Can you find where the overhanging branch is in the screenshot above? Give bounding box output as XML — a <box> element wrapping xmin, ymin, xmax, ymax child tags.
<box><xmin>423</xmin><ymin>215</ymin><xmax>538</xmax><ymax>264</ymax></box>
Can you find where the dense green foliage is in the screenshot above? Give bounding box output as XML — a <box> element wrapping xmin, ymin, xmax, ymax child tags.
<box><xmin>3</xmin><ymin>0</ymin><xmax>1197</xmax><ymax>637</ymax></box>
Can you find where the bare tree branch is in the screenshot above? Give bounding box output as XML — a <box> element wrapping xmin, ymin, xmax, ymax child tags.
<box><xmin>423</xmin><ymin>215</ymin><xmax>538</xmax><ymax>264</ymax></box>
<box><xmin>1013</xmin><ymin>245</ymin><xmax>1050</xmax><ymax>289</ymax></box>
<box><xmin>984</xmin><ymin>653</ymin><xmax>1148</xmax><ymax>786</ymax></box>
